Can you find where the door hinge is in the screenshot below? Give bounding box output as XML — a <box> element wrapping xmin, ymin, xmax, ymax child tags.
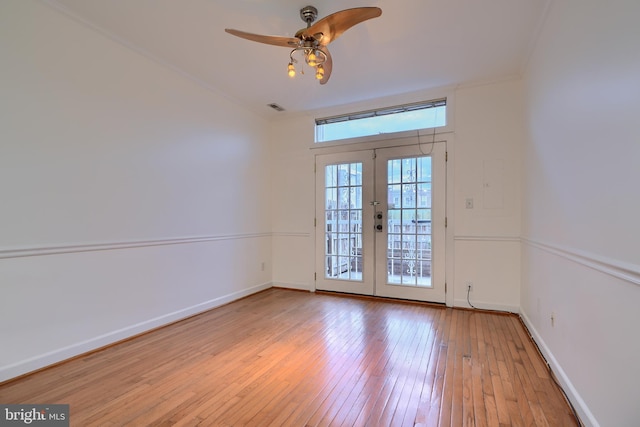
<box><xmin>314</xmin><ymin>218</ymin><xmax>317</xmax><ymax>227</ymax></box>
<box><xmin>372</xmin><ymin>149</ymin><xmax>377</xmax><ymax>159</ymax></box>
<box><xmin>445</xmin><ymin>151</ymin><xmax>448</xmax><ymax>162</ymax></box>
<box><xmin>314</xmin><ymin>162</ymin><xmax>317</xmax><ymax>173</ymax></box>
<box><xmin>314</xmin><ymin>272</ymin><xmax>317</xmax><ymax>281</ymax></box>
<box><xmin>445</xmin><ymin>282</ymin><xmax>447</xmax><ymax>293</ymax></box>
<box><xmin>445</xmin><ymin>217</ymin><xmax>448</xmax><ymax>228</ymax></box>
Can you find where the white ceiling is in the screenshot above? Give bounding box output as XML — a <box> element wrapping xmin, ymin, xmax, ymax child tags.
<box><xmin>48</xmin><ymin>0</ymin><xmax>549</xmax><ymax>118</ymax></box>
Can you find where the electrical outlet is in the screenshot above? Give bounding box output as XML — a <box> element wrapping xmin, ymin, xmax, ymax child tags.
<box><xmin>466</xmin><ymin>281</ymin><xmax>473</xmax><ymax>292</ymax></box>
<box><xmin>465</xmin><ymin>198</ymin><xmax>474</xmax><ymax>209</ymax></box>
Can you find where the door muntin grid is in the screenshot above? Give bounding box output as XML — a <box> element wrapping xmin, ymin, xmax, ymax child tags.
<box><xmin>387</xmin><ymin>156</ymin><xmax>432</xmax><ymax>287</ymax></box>
<box><xmin>324</xmin><ymin>162</ymin><xmax>363</xmax><ymax>281</ymax></box>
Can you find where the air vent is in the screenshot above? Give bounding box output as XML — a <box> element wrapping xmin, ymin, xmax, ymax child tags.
<box><xmin>267</xmin><ymin>103</ymin><xmax>285</xmax><ymax>112</ymax></box>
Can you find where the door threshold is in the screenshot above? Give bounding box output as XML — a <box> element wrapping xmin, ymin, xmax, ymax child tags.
<box><xmin>315</xmin><ymin>290</ymin><xmax>446</xmax><ymax>309</ymax></box>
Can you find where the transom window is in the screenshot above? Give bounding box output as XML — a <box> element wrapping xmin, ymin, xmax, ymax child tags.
<box><xmin>315</xmin><ymin>99</ymin><xmax>446</xmax><ymax>143</ymax></box>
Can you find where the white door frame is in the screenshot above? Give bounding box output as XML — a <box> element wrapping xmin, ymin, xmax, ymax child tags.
<box><xmin>373</xmin><ymin>143</ymin><xmax>447</xmax><ymax>303</ymax></box>
<box><xmin>314</xmin><ymin>151</ymin><xmax>375</xmax><ymax>296</ymax></box>
<box><xmin>313</xmin><ymin>134</ymin><xmax>452</xmax><ymax>305</ymax></box>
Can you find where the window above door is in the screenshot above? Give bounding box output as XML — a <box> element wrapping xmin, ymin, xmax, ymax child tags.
<box><xmin>315</xmin><ymin>99</ymin><xmax>447</xmax><ymax>143</ymax></box>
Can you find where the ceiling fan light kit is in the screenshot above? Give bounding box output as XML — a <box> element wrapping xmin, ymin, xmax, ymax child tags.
<box><xmin>287</xmin><ymin>37</ymin><xmax>328</xmax><ymax>80</ymax></box>
<box><xmin>225</xmin><ymin>5</ymin><xmax>382</xmax><ymax>84</ymax></box>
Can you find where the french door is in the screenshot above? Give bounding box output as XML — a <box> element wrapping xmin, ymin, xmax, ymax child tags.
<box><xmin>315</xmin><ymin>143</ymin><xmax>446</xmax><ymax>303</ymax></box>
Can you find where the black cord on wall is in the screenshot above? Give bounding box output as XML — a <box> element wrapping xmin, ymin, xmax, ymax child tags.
<box><xmin>467</xmin><ymin>285</ymin><xmax>477</xmax><ymax>309</ymax></box>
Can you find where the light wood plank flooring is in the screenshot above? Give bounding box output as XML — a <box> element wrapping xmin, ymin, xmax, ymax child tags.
<box><xmin>0</xmin><ymin>288</ymin><xmax>578</xmax><ymax>426</ymax></box>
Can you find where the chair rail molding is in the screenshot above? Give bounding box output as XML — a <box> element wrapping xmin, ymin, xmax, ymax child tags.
<box><xmin>0</xmin><ymin>233</ymin><xmax>272</xmax><ymax>260</ymax></box>
<box><xmin>521</xmin><ymin>237</ymin><xmax>640</xmax><ymax>287</ymax></box>
<box><xmin>453</xmin><ymin>235</ymin><xmax>520</xmax><ymax>242</ymax></box>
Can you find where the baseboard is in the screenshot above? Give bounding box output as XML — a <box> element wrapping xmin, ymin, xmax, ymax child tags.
<box><xmin>0</xmin><ymin>282</ymin><xmax>272</xmax><ymax>383</ymax></box>
<box><xmin>453</xmin><ymin>298</ymin><xmax>519</xmax><ymax>313</ymax></box>
<box><xmin>519</xmin><ymin>310</ymin><xmax>599</xmax><ymax>427</ymax></box>
<box><xmin>272</xmin><ymin>281</ymin><xmax>311</xmax><ymax>292</ymax></box>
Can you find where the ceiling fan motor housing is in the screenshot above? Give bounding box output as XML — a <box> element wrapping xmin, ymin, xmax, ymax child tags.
<box><xmin>300</xmin><ymin>6</ymin><xmax>318</xmax><ymax>26</ymax></box>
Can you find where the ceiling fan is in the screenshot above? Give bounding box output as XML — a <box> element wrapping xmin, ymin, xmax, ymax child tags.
<box><xmin>225</xmin><ymin>6</ymin><xmax>382</xmax><ymax>84</ymax></box>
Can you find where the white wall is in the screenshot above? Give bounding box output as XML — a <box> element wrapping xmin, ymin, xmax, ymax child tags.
<box><xmin>270</xmin><ymin>115</ymin><xmax>316</xmax><ymax>291</ymax></box>
<box><xmin>270</xmin><ymin>81</ymin><xmax>524</xmax><ymax>312</ymax></box>
<box><xmin>0</xmin><ymin>0</ymin><xmax>272</xmax><ymax>381</ymax></box>
<box><xmin>521</xmin><ymin>0</ymin><xmax>640</xmax><ymax>425</ymax></box>
<box><xmin>453</xmin><ymin>80</ymin><xmax>523</xmax><ymax>311</ymax></box>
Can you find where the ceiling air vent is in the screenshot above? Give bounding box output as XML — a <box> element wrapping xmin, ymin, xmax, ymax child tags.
<box><xmin>267</xmin><ymin>103</ymin><xmax>285</xmax><ymax>112</ymax></box>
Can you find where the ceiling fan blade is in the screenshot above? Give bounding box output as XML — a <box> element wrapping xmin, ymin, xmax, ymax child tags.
<box><xmin>299</xmin><ymin>7</ymin><xmax>382</xmax><ymax>45</ymax></box>
<box><xmin>319</xmin><ymin>47</ymin><xmax>332</xmax><ymax>85</ymax></box>
<box><xmin>225</xmin><ymin>29</ymin><xmax>299</xmax><ymax>48</ymax></box>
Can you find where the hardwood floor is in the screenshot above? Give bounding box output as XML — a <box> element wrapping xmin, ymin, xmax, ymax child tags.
<box><xmin>0</xmin><ymin>288</ymin><xmax>578</xmax><ymax>426</ymax></box>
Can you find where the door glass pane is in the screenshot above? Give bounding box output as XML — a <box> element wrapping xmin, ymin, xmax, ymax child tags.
<box><xmin>324</xmin><ymin>163</ymin><xmax>363</xmax><ymax>281</ymax></box>
<box><xmin>417</xmin><ymin>183</ymin><xmax>432</xmax><ymax>208</ymax></box>
<box><xmin>387</xmin><ymin>184</ymin><xmax>401</xmax><ymax>208</ymax></box>
<box><xmin>386</xmin><ymin>156</ymin><xmax>432</xmax><ymax>287</ymax></box>
<box><xmin>388</xmin><ymin>159</ymin><xmax>402</xmax><ymax>184</ymax></box>
<box><xmin>325</xmin><ymin>188</ymin><xmax>336</xmax><ymax>210</ymax></box>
